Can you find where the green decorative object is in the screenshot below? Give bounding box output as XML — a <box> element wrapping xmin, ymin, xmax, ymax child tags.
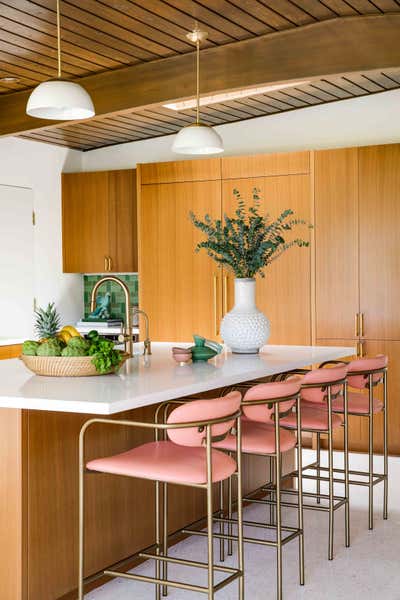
<box><xmin>84</xmin><ymin>274</ymin><xmax>138</xmax><ymax>321</ymax></box>
<box><xmin>190</xmin><ymin>334</ymin><xmax>223</xmax><ymax>362</ymax></box>
<box><xmin>34</xmin><ymin>302</ymin><xmax>61</xmax><ymax>339</ymax></box>
<box><xmin>87</xmin><ymin>292</ymin><xmax>111</xmax><ymax>320</ymax></box>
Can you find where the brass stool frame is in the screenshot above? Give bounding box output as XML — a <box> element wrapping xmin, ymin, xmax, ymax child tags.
<box><xmin>270</xmin><ymin>372</ymin><xmax>350</xmax><ymax>561</ymax></box>
<box><xmin>184</xmin><ymin>390</ymin><xmax>304</xmax><ymax>600</ymax></box>
<box><xmin>315</xmin><ymin>362</ymin><xmax>388</xmax><ymax>530</ymax></box>
<box><xmin>78</xmin><ymin>407</ymin><xmax>244</xmax><ymax>600</ymax></box>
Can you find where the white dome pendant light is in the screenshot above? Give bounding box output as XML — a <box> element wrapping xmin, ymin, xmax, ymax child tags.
<box><xmin>172</xmin><ymin>27</ymin><xmax>223</xmax><ymax>155</ymax></box>
<box><xmin>26</xmin><ymin>0</ymin><xmax>95</xmax><ymax>120</ymax></box>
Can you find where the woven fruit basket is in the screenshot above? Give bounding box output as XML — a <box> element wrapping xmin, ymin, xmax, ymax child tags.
<box><xmin>20</xmin><ymin>352</ymin><xmax>129</xmax><ymax>377</ymax></box>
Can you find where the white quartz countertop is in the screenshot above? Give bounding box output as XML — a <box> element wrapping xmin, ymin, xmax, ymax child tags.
<box><xmin>0</xmin><ymin>337</ymin><xmax>25</xmax><ymax>347</ymax></box>
<box><xmin>0</xmin><ymin>342</ymin><xmax>354</xmax><ymax>415</ymax></box>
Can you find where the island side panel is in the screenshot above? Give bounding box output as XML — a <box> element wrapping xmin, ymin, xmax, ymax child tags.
<box><xmin>0</xmin><ymin>408</ymin><xmax>27</xmax><ymax>600</ymax></box>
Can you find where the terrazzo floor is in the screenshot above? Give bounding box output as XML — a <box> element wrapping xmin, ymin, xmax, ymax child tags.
<box><xmin>87</xmin><ymin>451</ymin><xmax>400</xmax><ymax>600</ymax></box>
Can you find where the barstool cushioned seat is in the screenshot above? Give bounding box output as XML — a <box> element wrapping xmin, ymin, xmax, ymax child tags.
<box><xmin>280</xmin><ymin>403</ymin><xmax>343</xmax><ymax>431</ymax></box>
<box><xmin>214</xmin><ymin>419</ymin><xmax>297</xmax><ymax>454</ymax></box>
<box><xmin>86</xmin><ymin>440</ymin><xmax>236</xmax><ymax>484</ymax></box>
<box><xmin>332</xmin><ymin>391</ymin><xmax>383</xmax><ymax>415</ymax></box>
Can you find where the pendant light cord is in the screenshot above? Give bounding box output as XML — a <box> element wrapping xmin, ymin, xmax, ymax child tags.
<box><xmin>56</xmin><ymin>0</ymin><xmax>62</xmax><ymax>79</ymax></box>
<box><xmin>196</xmin><ymin>38</ymin><xmax>200</xmax><ymax>124</ymax></box>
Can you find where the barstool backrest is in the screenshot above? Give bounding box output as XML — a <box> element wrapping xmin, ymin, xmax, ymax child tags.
<box><xmin>347</xmin><ymin>354</ymin><xmax>388</xmax><ymax>389</ymax></box>
<box><xmin>167</xmin><ymin>391</ymin><xmax>241</xmax><ymax>447</ymax></box>
<box><xmin>242</xmin><ymin>378</ymin><xmax>301</xmax><ymax>424</ymax></box>
<box><xmin>301</xmin><ymin>365</ymin><xmax>348</xmax><ymax>404</ymax></box>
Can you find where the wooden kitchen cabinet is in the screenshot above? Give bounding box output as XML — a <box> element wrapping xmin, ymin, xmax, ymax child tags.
<box><xmin>359</xmin><ymin>144</ymin><xmax>400</xmax><ymax>340</ymax></box>
<box><xmin>314</xmin><ymin>148</ymin><xmax>359</xmax><ymax>340</ymax></box>
<box><xmin>62</xmin><ymin>169</ymin><xmax>137</xmax><ymax>273</ymax></box>
<box><xmin>222</xmin><ymin>173</ymin><xmax>312</xmax><ymax>345</ymax></box>
<box><xmin>139</xmin><ymin>179</ymin><xmax>222</xmax><ymax>341</ymax></box>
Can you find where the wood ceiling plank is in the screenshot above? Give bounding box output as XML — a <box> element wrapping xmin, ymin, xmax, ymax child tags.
<box><xmin>286</xmin><ymin>0</ymin><xmax>338</xmax><ymax>19</ymax></box>
<box><xmin>29</xmin><ymin>127</ymin><xmax>111</xmax><ymax>146</ymax></box>
<box><xmin>0</xmin><ymin>39</ymin><xmax>81</xmax><ymax>77</ymax></box>
<box><xmin>226</xmin><ymin>0</ymin><xmax>299</xmax><ymax>29</ymax></box>
<box><xmin>2</xmin><ymin>14</ymin><xmax>400</xmax><ymax>136</ymax></box>
<box><xmin>316</xmin><ymin>0</ymin><xmax>359</xmax><ymax>15</ymax></box>
<box><xmin>0</xmin><ymin>4</ymin><xmax>130</xmax><ymax>69</ymax></box>
<box><xmin>192</xmin><ymin>0</ymin><xmax>274</xmax><ymax>34</ymax></box>
<box><xmin>96</xmin><ymin>0</ymin><xmax>214</xmax><ymax>49</ymax></box>
<box><xmin>266</xmin><ymin>90</ymin><xmax>308</xmax><ymax>107</ymax></box>
<box><xmin>20</xmin><ymin>132</ymin><xmax>91</xmax><ymax>150</ymax></box>
<box><xmin>58</xmin><ymin>123</ymin><xmax>134</xmax><ymax>144</ymax></box>
<box><xmin>341</xmin><ymin>0</ymin><xmax>381</xmax><ymax>12</ymax></box>
<box><xmin>247</xmin><ymin>94</ymin><xmax>295</xmax><ymax>110</ymax></box>
<box><xmin>259</xmin><ymin>0</ymin><xmax>316</xmax><ymax>24</ymax></box>
<box><xmin>137</xmin><ymin>108</ymin><xmax>194</xmax><ymax>127</ymax></box>
<box><xmin>108</xmin><ymin>114</ymin><xmax>178</xmax><ymax>136</ymax></box>
<box><xmin>77</xmin><ymin>117</ymin><xmax>171</xmax><ymax>139</ymax></box>
<box><xmin>164</xmin><ymin>0</ymin><xmax>257</xmax><ymax>39</ymax></box>
<box><xmin>127</xmin><ymin>0</ymin><xmax>235</xmax><ymax>44</ymax></box>
<box><xmin>64</xmin><ymin>0</ymin><xmax>190</xmax><ymax>55</ymax></box>
<box><xmin>296</xmin><ymin>82</ymin><xmax>339</xmax><ymax>100</ymax></box>
<box><xmin>279</xmin><ymin>87</ymin><xmax>321</xmax><ymax>104</ymax></box>
<box><xmin>232</xmin><ymin>96</ymin><xmax>278</xmax><ymax>113</ymax></box>
<box><xmin>313</xmin><ymin>79</ymin><xmax>353</xmax><ymax>98</ymax></box>
<box><xmin>0</xmin><ymin>17</ymin><xmax>111</xmax><ymax>73</ymax></box>
<box><xmin>344</xmin><ymin>73</ymin><xmax>385</xmax><ymax>92</ymax></box>
<box><xmin>327</xmin><ymin>75</ymin><xmax>368</xmax><ymax>95</ymax></box>
<box><xmin>366</xmin><ymin>0</ymin><xmax>400</xmax><ymax>9</ymax></box>
<box><xmin>381</xmin><ymin>69</ymin><xmax>400</xmax><ymax>84</ymax></box>
<box><xmin>363</xmin><ymin>70</ymin><xmax>400</xmax><ymax>89</ymax></box>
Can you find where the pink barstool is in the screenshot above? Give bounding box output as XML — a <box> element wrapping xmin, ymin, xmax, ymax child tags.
<box><xmin>319</xmin><ymin>354</ymin><xmax>388</xmax><ymax>529</ymax></box>
<box><xmin>277</xmin><ymin>365</ymin><xmax>350</xmax><ymax>561</ymax></box>
<box><xmin>78</xmin><ymin>392</ymin><xmax>243</xmax><ymax>600</ymax></box>
<box><xmin>209</xmin><ymin>379</ymin><xmax>304</xmax><ymax>600</ymax></box>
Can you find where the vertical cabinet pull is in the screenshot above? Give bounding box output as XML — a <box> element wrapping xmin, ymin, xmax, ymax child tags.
<box><xmin>355</xmin><ymin>313</ymin><xmax>360</xmax><ymax>337</ymax></box>
<box><xmin>360</xmin><ymin>312</ymin><xmax>365</xmax><ymax>337</ymax></box>
<box><xmin>356</xmin><ymin>340</ymin><xmax>365</xmax><ymax>358</ymax></box>
<box><xmin>223</xmin><ymin>275</ymin><xmax>228</xmax><ymax>316</ymax></box>
<box><xmin>108</xmin><ymin>256</ymin><xmax>113</xmax><ymax>271</ymax></box>
<box><xmin>104</xmin><ymin>256</ymin><xmax>108</xmax><ymax>272</ymax></box>
<box><xmin>213</xmin><ymin>274</ymin><xmax>219</xmax><ymax>337</ymax></box>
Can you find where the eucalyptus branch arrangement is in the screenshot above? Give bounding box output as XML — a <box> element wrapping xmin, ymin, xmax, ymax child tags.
<box><xmin>190</xmin><ymin>188</ymin><xmax>311</xmax><ymax>278</ymax></box>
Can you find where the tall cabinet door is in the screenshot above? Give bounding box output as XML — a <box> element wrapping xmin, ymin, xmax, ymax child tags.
<box><xmin>222</xmin><ymin>174</ymin><xmax>312</xmax><ymax>345</ymax></box>
<box><xmin>139</xmin><ymin>180</ymin><xmax>222</xmax><ymax>342</ymax></box>
<box><xmin>314</xmin><ymin>148</ymin><xmax>359</xmax><ymax>340</ymax></box>
<box><xmin>359</xmin><ymin>145</ymin><xmax>400</xmax><ymax>340</ymax></box>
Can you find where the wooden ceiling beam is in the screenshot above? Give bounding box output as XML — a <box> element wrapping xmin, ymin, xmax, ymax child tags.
<box><xmin>1</xmin><ymin>13</ymin><xmax>400</xmax><ymax>137</ymax></box>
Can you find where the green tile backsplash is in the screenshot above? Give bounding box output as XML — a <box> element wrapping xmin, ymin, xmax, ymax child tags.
<box><xmin>83</xmin><ymin>274</ymin><xmax>138</xmax><ymax>322</ymax></box>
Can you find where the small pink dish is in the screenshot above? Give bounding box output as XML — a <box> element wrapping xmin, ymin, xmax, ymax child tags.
<box><xmin>171</xmin><ymin>347</ymin><xmax>192</xmax><ymax>364</ymax></box>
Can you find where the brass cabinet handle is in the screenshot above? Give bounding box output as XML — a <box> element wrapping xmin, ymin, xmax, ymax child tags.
<box><xmin>360</xmin><ymin>312</ymin><xmax>364</xmax><ymax>337</ymax></box>
<box><xmin>356</xmin><ymin>340</ymin><xmax>365</xmax><ymax>358</ymax></box>
<box><xmin>213</xmin><ymin>274</ymin><xmax>219</xmax><ymax>337</ymax></box>
<box><xmin>104</xmin><ymin>256</ymin><xmax>108</xmax><ymax>272</ymax></box>
<box><xmin>108</xmin><ymin>256</ymin><xmax>113</xmax><ymax>271</ymax></box>
<box><xmin>223</xmin><ymin>275</ymin><xmax>228</xmax><ymax>316</ymax></box>
<box><xmin>355</xmin><ymin>313</ymin><xmax>360</xmax><ymax>338</ymax></box>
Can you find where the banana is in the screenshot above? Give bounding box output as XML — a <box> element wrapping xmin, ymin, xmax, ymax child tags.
<box><xmin>62</xmin><ymin>325</ymin><xmax>82</xmax><ymax>338</ymax></box>
<box><xmin>57</xmin><ymin>330</ymin><xmax>72</xmax><ymax>344</ymax></box>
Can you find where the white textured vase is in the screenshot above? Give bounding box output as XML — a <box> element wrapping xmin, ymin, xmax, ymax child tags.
<box><xmin>220</xmin><ymin>278</ymin><xmax>270</xmax><ymax>353</ymax></box>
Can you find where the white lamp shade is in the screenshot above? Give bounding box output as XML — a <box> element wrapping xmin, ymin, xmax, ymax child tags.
<box><xmin>26</xmin><ymin>79</ymin><xmax>95</xmax><ymax>120</ymax></box>
<box><xmin>172</xmin><ymin>123</ymin><xmax>224</xmax><ymax>155</ymax></box>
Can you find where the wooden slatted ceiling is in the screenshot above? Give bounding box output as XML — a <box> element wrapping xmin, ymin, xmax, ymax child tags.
<box><xmin>19</xmin><ymin>68</ymin><xmax>400</xmax><ymax>151</ymax></box>
<box><xmin>0</xmin><ymin>0</ymin><xmax>400</xmax><ymax>95</ymax></box>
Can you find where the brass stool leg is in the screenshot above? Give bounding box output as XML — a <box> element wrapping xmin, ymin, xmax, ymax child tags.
<box><xmin>383</xmin><ymin>372</ymin><xmax>389</xmax><ymax>520</ymax></box>
<box><xmin>274</xmin><ymin>406</ymin><xmax>283</xmax><ymax>600</ymax></box>
<box><xmin>162</xmin><ymin>482</ymin><xmax>168</xmax><ymax>596</ymax></box>
<box><xmin>269</xmin><ymin>458</ymin><xmax>276</xmax><ymax>525</ymax></box>
<box><xmin>155</xmin><ymin>481</ymin><xmax>161</xmax><ymax>600</ymax></box>
<box><xmin>296</xmin><ymin>397</ymin><xmax>305</xmax><ymax>585</ymax></box>
<box><xmin>327</xmin><ymin>388</ymin><xmax>335</xmax><ymax>561</ymax></box>
<box><xmin>206</xmin><ymin>426</ymin><xmax>214</xmax><ymax>600</ymax></box>
<box><xmin>368</xmin><ymin>374</ymin><xmax>374</xmax><ymax>530</ymax></box>
<box><xmin>236</xmin><ymin>418</ymin><xmax>245</xmax><ymax>600</ymax></box>
<box><xmin>78</xmin><ymin>435</ymin><xmax>85</xmax><ymax>600</ymax></box>
<box><xmin>219</xmin><ymin>480</ymin><xmax>225</xmax><ymax>562</ymax></box>
<box><xmin>316</xmin><ymin>432</ymin><xmax>321</xmax><ymax>504</ymax></box>
<box><xmin>228</xmin><ymin>453</ymin><xmax>233</xmax><ymax>556</ymax></box>
<box><xmin>344</xmin><ymin>382</ymin><xmax>350</xmax><ymax>548</ymax></box>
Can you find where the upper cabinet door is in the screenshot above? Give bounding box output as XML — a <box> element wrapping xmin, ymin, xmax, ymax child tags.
<box><xmin>62</xmin><ymin>169</ymin><xmax>137</xmax><ymax>273</ymax></box>
<box><xmin>314</xmin><ymin>148</ymin><xmax>359</xmax><ymax>340</ymax></box>
<box><xmin>108</xmin><ymin>170</ymin><xmax>138</xmax><ymax>273</ymax></box>
<box><xmin>359</xmin><ymin>144</ymin><xmax>400</xmax><ymax>340</ymax></box>
<box><xmin>139</xmin><ymin>180</ymin><xmax>222</xmax><ymax>342</ymax></box>
<box><xmin>62</xmin><ymin>172</ymin><xmax>110</xmax><ymax>273</ymax></box>
<box><xmin>222</xmin><ymin>173</ymin><xmax>312</xmax><ymax>345</ymax></box>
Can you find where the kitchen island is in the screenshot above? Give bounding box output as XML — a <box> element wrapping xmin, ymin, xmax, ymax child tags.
<box><xmin>0</xmin><ymin>343</ymin><xmax>354</xmax><ymax>600</ymax></box>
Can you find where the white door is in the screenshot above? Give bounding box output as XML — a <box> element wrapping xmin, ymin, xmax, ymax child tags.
<box><xmin>0</xmin><ymin>185</ymin><xmax>34</xmax><ymax>339</ymax></box>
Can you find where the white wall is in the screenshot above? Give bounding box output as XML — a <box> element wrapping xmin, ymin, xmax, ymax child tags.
<box><xmin>0</xmin><ymin>137</ymin><xmax>83</xmax><ymax>331</ymax></box>
<box><xmin>82</xmin><ymin>89</ymin><xmax>400</xmax><ymax>171</ymax></box>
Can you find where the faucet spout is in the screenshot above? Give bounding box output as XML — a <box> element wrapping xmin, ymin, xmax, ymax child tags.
<box><xmin>90</xmin><ymin>276</ymin><xmax>133</xmax><ymax>356</ymax></box>
<box><xmin>132</xmin><ymin>308</ymin><xmax>152</xmax><ymax>355</ymax></box>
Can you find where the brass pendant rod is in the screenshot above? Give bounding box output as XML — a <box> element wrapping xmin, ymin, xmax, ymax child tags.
<box><xmin>196</xmin><ymin>38</ymin><xmax>200</xmax><ymax>124</ymax></box>
<box><xmin>56</xmin><ymin>0</ymin><xmax>62</xmax><ymax>78</ymax></box>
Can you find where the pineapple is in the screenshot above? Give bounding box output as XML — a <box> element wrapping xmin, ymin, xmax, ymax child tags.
<box><xmin>34</xmin><ymin>302</ymin><xmax>61</xmax><ymax>340</ymax></box>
